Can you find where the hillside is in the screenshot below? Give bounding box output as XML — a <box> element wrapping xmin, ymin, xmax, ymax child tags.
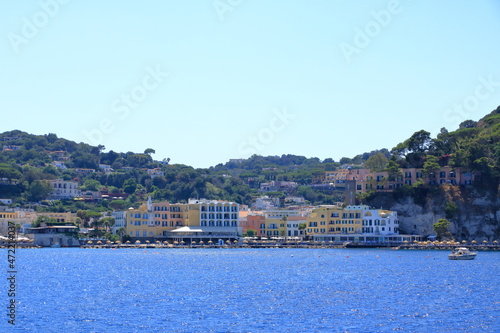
<box><xmin>1</xmin><ymin>105</ymin><xmax>500</xmax><ymax>240</ymax></box>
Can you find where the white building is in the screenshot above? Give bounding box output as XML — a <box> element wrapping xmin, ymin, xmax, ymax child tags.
<box><xmin>349</xmin><ymin>205</ymin><xmax>400</xmax><ymax>235</ymax></box>
<box><xmin>189</xmin><ymin>199</ymin><xmax>240</xmax><ymax>229</ymax></box>
<box><xmin>111</xmin><ymin>211</ymin><xmax>126</xmax><ymax>234</ymax></box>
<box><xmin>255</xmin><ymin>196</ymin><xmax>280</xmax><ymax>210</ymax></box>
<box><xmin>49</xmin><ymin>179</ymin><xmax>81</xmax><ymax>199</ymax></box>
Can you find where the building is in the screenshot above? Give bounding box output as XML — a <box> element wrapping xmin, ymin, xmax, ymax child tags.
<box><xmin>125</xmin><ymin>198</ymin><xmax>241</xmax><ymax>243</ymax></box>
<box><xmin>25</xmin><ymin>226</ymin><xmax>79</xmax><ymax>247</ymax></box>
<box><xmin>111</xmin><ymin>211</ymin><xmax>126</xmax><ymax>234</ymax></box>
<box><xmin>255</xmin><ymin>196</ymin><xmax>280</xmax><ymax>210</ymax></box>
<box><xmin>259</xmin><ymin>181</ymin><xmax>298</xmax><ymax>193</ymax></box>
<box><xmin>306</xmin><ymin>205</ymin><xmax>401</xmax><ymax>243</ymax></box>
<box><xmin>49</xmin><ymin>179</ymin><xmax>81</xmax><ymax>199</ymax></box>
<box><xmin>341</xmin><ymin>166</ymin><xmax>475</xmax><ymax>194</ymax></box>
<box><xmin>324</xmin><ymin>169</ymin><xmax>349</xmax><ymax>187</ymax></box>
<box><xmin>146</xmin><ymin>168</ymin><xmax>165</xmax><ymax>178</ymax></box>
<box><xmin>52</xmin><ymin>161</ymin><xmax>67</xmax><ymax>169</ymax></box>
<box><xmin>2</xmin><ymin>145</ymin><xmax>22</xmax><ymax>151</ymax></box>
<box><xmin>99</xmin><ymin>164</ymin><xmax>114</xmax><ymax>174</ymax></box>
<box><xmin>241</xmin><ymin>209</ymin><xmax>309</xmax><ymax>240</ymax></box>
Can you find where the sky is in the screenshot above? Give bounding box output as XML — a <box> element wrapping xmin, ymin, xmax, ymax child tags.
<box><xmin>1</xmin><ymin>0</ymin><xmax>500</xmax><ymax>168</ymax></box>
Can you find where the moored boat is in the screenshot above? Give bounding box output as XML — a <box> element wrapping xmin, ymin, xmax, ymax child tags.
<box><xmin>448</xmin><ymin>247</ymin><xmax>477</xmax><ymax>260</ymax></box>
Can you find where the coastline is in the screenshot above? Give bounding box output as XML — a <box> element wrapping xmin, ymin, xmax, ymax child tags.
<box><xmin>3</xmin><ymin>241</ymin><xmax>500</xmax><ymax>251</ymax></box>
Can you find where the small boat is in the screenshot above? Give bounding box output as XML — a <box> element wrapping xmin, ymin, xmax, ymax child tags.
<box><xmin>448</xmin><ymin>247</ymin><xmax>477</xmax><ymax>260</ymax></box>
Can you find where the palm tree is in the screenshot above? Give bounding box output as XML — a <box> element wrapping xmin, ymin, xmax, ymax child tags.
<box><xmin>116</xmin><ymin>227</ymin><xmax>126</xmax><ymax>241</ymax></box>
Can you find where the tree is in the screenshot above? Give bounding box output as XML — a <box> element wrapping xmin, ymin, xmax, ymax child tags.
<box><xmin>100</xmin><ymin>217</ymin><xmax>116</xmax><ymax>233</ymax></box>
<box><xmin>81</xmin><ymin>179</ymin><xmax>101</xmax><ymax>191</ymax></box>
<box><xmin>433</xmin><ymin>218</ymin><xmax>452</xmax><ymax>240</ymax></box>
<box><xmin>109</xmin><ymin>200</ymin><xmax>127</xmax><ymax>210</ymax></box>
<box><xmin>123</xmin><ymin>178</ymin><xmax>137</xmax><ymax>194</ymax></box>
<box><xmin>364</xmin><ymin>153</ymin><xmax>388</xmax><ymax>172</ymax></box>
<box><xmin>144</xmin><ymin>148</ymin><xmax>155</xmax><ymax>155</ymax></box>
<box><xmin>422</xmin><ymin>155</ymin><xmax>441</xmax><ymax>177</ymax></box>
<box><xmin>32</xmin><ymin>215</ymin><xmax>57</xmax><ymax>227</ymax></box>
<box><xmin>26</xmin><ymin>180</ymin><xmax>53</xmax><ymax>202</ymax></box>
<box><xmin>116</xmin><ymin>227</ymin><xmax>127</xmax><ymax>239</ymax></box>
<box><xmin>245</xmin><ymin>229</ymin><xmax>256</xmax><ymax>237</ymax></box>
<box><xmin>385</xmin><ymin>159</ymin><xmax>402</xmax><ymax>181</ymax></box>
<box><xmin>391</xmin><ymin>130</ymin><xmax>433</xmax><ymax>167</ymax></box>
<box><xmin>444</xmin><ymin>202</ymin><xmax>459</xmax><ymax>220</ymax></box>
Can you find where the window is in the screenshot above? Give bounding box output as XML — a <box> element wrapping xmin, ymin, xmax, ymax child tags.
<box><xmin>440</xmin><ymin>171</ymin><xmax>446</xmax><ymax>178</ymax></box>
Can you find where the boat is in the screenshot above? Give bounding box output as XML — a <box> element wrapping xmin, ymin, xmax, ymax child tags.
<box><xmin>448</xmin><ymin>247</ymin><xmax>477</xmax><ymax>260</ymax></box>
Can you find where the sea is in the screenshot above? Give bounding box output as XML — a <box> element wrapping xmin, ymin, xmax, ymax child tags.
<box><xmin>2</xmin><ymin>248</ymin><xmax>500</xmax><ymax>333</ymax></box>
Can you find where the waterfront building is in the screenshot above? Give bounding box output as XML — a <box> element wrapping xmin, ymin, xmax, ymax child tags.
<box><xmin>125</xmin><ymin>198</ymin><xmax>241</xmax><ymax>243</ymax></box>
<box><xmin>306</xmin><ymin>205</ymin><xmax>401</xmax><ymax>243</ymax></box>
<box><xmin>111</xmin><ymin>210</ymin><xmax>126</xmax><ymax>234</ymax></box>
<box><xmin>25</xmin><ymin>225</ymin><xmax>79</xmax><ymax>247</ymax></box>
<box><xmin>241</xmin><ymin>209</ymin><xmax>308</xmax><ymax>239</ymax></box>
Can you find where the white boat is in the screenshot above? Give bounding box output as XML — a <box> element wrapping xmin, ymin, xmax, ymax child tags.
<box><xmin>448</xmin><ymin>247</ymin><xmax>477</xmax><ymax>260</ymax></box>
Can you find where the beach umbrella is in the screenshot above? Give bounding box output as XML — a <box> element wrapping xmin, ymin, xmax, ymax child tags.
<box><xmin>494</xmin><ymin>240</ymin><xmax>498</xmax><ymax>244</ymax></box>
<box><xmin>471</xmin><ymin>240</ymin><xmax>477</xmax><ymax>244</ymax></box>
<box><xmin>483</xmin><ymin>240</ymin><xmax>488</xmax><ymax>244</ymax></box>
<box><xmin>146</xmin><ymin>240</ymin><xmax>150</xmax><ymax>244</ymax></box>
<box><xmin>126</xmin><ymin>240</ymin><xmax>130</xmax><ymax>244</ymax></box>
<box><xmin>87</xmin><ymin>240</ymin><xmax>93</xmax><ymax>244</ymax></box>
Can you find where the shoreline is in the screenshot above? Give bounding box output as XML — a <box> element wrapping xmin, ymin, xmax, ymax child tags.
<box><xmin>3</xmin><ymin>242</ymin><xmax>500</xmax><ymax>251</ymax></box>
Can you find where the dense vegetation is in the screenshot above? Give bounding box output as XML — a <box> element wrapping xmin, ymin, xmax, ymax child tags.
<box><xmin>1</xmin><ymin>106</ymin><xmax>499</xmax><ymax>213</ymax></box>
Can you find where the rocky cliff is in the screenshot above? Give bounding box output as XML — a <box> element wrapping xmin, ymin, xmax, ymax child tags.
<box><xmin>365</xmin><ymin>185</ymin><xmax>500</xmax><ymax>241</ymax></box>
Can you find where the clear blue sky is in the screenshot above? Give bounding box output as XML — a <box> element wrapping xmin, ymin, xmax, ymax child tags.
<box><xmin>1</xmin><ymin>0</ymin><xmax>499</xmax><ymax>168</ymax></box>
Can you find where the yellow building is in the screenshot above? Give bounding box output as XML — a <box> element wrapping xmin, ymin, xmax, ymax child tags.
<box><xmin>125</xmin><ymin>198</ymin><xmax>241</xmax><ymax>241</ymax></box>
<box><xmin>306</xmin><ymin>205</ymin><xmax>401</xmax><ymax>243</ymax></box>
<box><xmin>34</xmin><ymin>212</ymin><xmax>78</xmax><ymax>224</ymax></box>
<box><xmin>259</xmin><ymin>217</ymin><xmax>288</xmax><ymax>238</ymax></box>
<box><xmin>306</xmin><ymin>205</ymin><xmax>363</xmax><ymax>236</ymax></box>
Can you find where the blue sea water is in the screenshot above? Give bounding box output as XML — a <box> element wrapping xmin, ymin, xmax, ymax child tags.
<box><xmin>2</xmin><ymin>248</ymin><xmax>500</xmax><ymax>333</ymax></box>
